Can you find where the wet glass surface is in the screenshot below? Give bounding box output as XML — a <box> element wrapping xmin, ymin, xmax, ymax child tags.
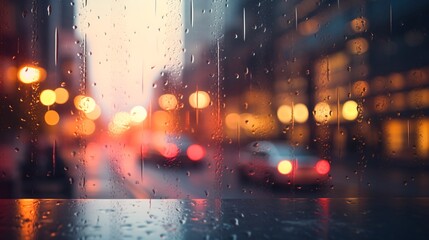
<box><xmin>1</xmin><ymin>0</ymin><xmax>429</xmax><ymax>238</ymax></box>
<box><xmin>1</xmin><ymin>198</ymin><xmax>429</xmax><ymax>239</ymax></box>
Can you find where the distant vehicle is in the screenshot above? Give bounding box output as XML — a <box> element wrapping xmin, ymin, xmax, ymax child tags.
<box><xmin>237</xmin><ymin>141</ymin><xmax>331</xmax><ymax>187</ymax></box>
<box><xmin>145</xmin><ymin>134</ymin><xmax>207</xmax><ymax>167</ymax></box>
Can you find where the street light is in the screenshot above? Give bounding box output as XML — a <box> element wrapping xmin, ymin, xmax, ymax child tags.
<box><xmin>189</xmin><ymin>91</ymin><xmax>210</xmax><ymax>109</ymax></box>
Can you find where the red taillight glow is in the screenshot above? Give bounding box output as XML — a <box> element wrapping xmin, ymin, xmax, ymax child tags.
<box><xmin>187</xmin><ymin>144</ymin><xmax>206</xmax><ymax>161</ymax></box>
<box><xmin>161</xmin><ymin>143</ymin><xmax>179</xmax><ymax>158</ymax></box>
<box><xmin>277</xmin><ymin>160</ymin><xmax>293</xmax><ymax>175</ymax></box>
<box><xmin>316</xmin><ymin>160</ymin><xmax>330</xmax><ymax>175</ymax></box>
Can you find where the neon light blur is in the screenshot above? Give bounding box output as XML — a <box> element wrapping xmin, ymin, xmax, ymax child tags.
<box><xmin>277</xmin><ymin>160</ymin><xmax>293</xmax><ymax>175</ymax></box>
<box><xmin>316</xmin><ymin>160</ymin><xmax>330</xmax><ymax>175</ymax></box>
<box><xmin>187</xmin><ymin>144</ymin><xmax>206</xmax><ymax>161</ymax></box>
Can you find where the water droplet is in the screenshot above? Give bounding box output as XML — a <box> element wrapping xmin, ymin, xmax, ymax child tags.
<box><xmin>72</xmin><ymin>25</ymin><xmax>77</xmax><ymax>30</ymax></box>
<box><xmin>47</xmin><ymin>5</ymin><xmax>52</xmax><ymax>16</ymax></box>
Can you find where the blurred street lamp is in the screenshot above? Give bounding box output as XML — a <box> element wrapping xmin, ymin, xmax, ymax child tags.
<box><xmin>40</xmin><ymin>89</ymin><xmax>56</xmax><ymax>106</ymax></box>
<box><xmin>342</xmin><ymin>100</ymin><xmax>359</xmax><ymax>121</ymax></box>
<box><xmin>158</xmin><ymin>94</ymin><xmax>178</xmax><ymax>111</ymax></box>
<box><xmin>189</xmin><ymin>91</ymin><xmax>210</xmax><ymax>109</ymax></box>
<box><xmin>313</xmin><ymin>102</ymin><xmax>332</xmax><ymax>123</ymax></box>
<box><xmin>44</xmin><ymin>110</ymin><xmax>60</xmax><ymax>126</ymax></box>
<box><xmin>54</xmin><ymin>88</ymin><xmax>69</xmax><ymax>104</ymax></box>
<box><xmin>17</xmin><ymin>65</ymin><xmax>46</xmax><ymax>84</ymax></box>
<box><xmin>130</xmin><ymin>105</ymin><xmax>147</xmax><ymax>123</ymax></box>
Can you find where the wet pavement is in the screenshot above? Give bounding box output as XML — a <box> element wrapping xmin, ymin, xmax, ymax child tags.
<box><xmin>1</xmin><ymin>198</ymin><xmax>429</xmax><ymax>239</ymax></box>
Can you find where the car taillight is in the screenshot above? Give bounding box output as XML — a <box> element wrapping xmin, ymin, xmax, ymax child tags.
<box><xmin>161</xmin><ymin>143</ymin><xmax>179</xmax><ymax>158</ymax></box>
<box><xmin>315</xmin><ymin>160</ymin><xmax>330</xmax><ymax>175</ymax></box>
<box><xmin>187</xmin><ymin>144</ymin><xmax>206</xmax><ymax>161</ymax></box>
<box><xmin>277</xmin><ymin>160</ymin><xmax>293</xmax><ymax>175</ymax></box>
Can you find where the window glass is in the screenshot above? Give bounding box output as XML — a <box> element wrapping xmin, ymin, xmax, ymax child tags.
<box><xmin>1</xmin><ymin>0</ymin><xmax>428</xmax><ymax>200</ymax></box>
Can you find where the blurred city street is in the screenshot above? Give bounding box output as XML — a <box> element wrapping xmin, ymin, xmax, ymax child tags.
<box><xmin>1</xmin><ymin>0</ymin><xmax>429</xmax><ymax>238</ymax></box>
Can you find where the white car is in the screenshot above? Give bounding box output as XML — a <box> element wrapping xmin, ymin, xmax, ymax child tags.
<box><xmin>237</xmin><ymin>141</ymin><xmax>331</xmax><ymax>187</ymax></box>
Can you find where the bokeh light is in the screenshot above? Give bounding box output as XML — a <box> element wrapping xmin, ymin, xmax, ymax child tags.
<box><xmin>44</xmin><ymin>110</ymin><xmax>60</xmax><ymax>126</ymax></box>
<box><xmin>158</xmin><ymin>94</ymin><xmax>178</xmax><ymax>111</ymax></box>
<box><xmin>342</xmin><ymin>100</ymin><xmax>359</xmax><ymax>121</ymax></box>
<box><xmin>160</xmin><ymin>143</ymin><xmax>179</xmax><ymax>158</ymax></box>
<box><xmin>277</xmin><ymin>160</ymin><xmax>293</xmax><ymax>175</ymax></box>
<box><xmin>313</xmin><ymin>102</ymin><xmax>332</xmax><ymax>122</ymax></box>
<box><xmin>225</xmin><ymin>113</ymin><xmax>240</xmax><ymax>130</ymax></box>
<box><xmin>277</xmin><ymin>105</ymin><xmax>292</xmax><ymax>123</ymax></box>
<box><xmin>40</xmin><ymin>89</ymin><xmax>56</xmax><ymax>106</ymax></box>
<box><xmin>85</xmin><ymin>105</ymin><xmax>102</xmax><ymax>120</ymax></box>
<box><xmin>54</xmin><ymin>87</ymin><xmax>69</xmax><ymax>104</ymax></box>
<box><xmin>189</xmin><ymin>91</ymin><xmax>210</xmax><ymax>109</ymax></box>
<box><xmin>18</xmin><ymin>65</ymin><xmax>46</xmax><ymax>84</ymax></box>
<box><xmin>350</xmin><ymin>17</ymin><xmax>368</xmax><ymax>33</ymax></box>
<box><xmin>77</xmin><ymin>96</ymin><xmax>97</xmax><ymax>113</ymax></box>
<box><xmin>112</xmin><ymin>112</ymin><xmax>131</xmax><ymax>130</ymax></box>
<box><xmin>130</xmin><ymin>106</ymin><xmax>148</xmax><ymax>123</ymax></box>
<box><xmin>187</xmin><ymin>144</ymin><xmax>206</xmax><ymax>161</ymax></box>
<box><xmin>347</xmin><ymin>37</ymin><xmax>369</xmax><ymax>55</ymax></box>
<box><xmin>293</xmin><ymin>103</ymin><xmax>309</xmax><ymax>123</ymax></box>
<box><xmin>77</xmin><ymin>119</ymin><xmax>96</xmax><ymax>136</ymax></box>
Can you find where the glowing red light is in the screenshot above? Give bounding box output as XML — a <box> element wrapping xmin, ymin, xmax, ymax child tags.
<box><xmin>316</xmin><ymin>160</ymin><xmax>330</xmax><ymax>175</ymax></box>
<box><xmin>187</xmin><ymin>144</ymin><xmax>206</xmax><ymax>161</ymax></box>
<box><xmin>161</xmin><ymin>143</ymin><xmax>179</xmax><ymax>158</ymax></box>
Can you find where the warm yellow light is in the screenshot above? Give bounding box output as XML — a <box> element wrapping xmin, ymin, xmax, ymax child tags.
<box><xmin>108</xmin><ymin>121</ymin><xmax>127</xmax><ymax>135</ymax></box>
<box><xmin>78</xmin><ymin>119</ymin><xmax>96</xmax><ymax>135</ymax></box>
<box><xmin>85</xmin><ymin>105</ymin><xmax>102</xmax><ymax>120</ymax></box>
<box><xmin>225</xmin><ymin>113</ymin><xmax>241</xmax><ymax>130</ymax></box>
<box><xmin>74</xmin><ymin>95</ymin><xmax>85</xmax><ymax>109</ymax></box>
<box><xmin>293</xmin><ymin>103</ymin><xmax>309</xmax><ymax>123</ymax></box>
<box><xmin>44</xmin><ymin>110</ymin><xmax>60</xmax><ymax>125</ymax></box>
<box><xmin>18</xmin><ymin>65</ymin><xmax>46</xmax><ymax>84</ymax></box>
<box><xmin>130</xmin><ymin>105</ymin><xmax>147</xmax><ymax>123</ymax></box>
<box><xmin>350</xmin><ymin>17</ymin><xmax>368</xmax><ymax>33</ymax></box>
<box><xmin>277</xmin><ymin>105</ymin><xmax>292</xmax><ymax>123</ymax></box>
<box><xmin>77</xmin><ymin>96</ymin><xmax>96</xmax><ymax>113</ymax></box>
<box><xmin>158</xmin><ymin>94</ymin><xmax>178</xmax><ymax>111</ymax></box>
<box><xmin>40</xmin><ymin>89</ymin><xmax>56</xmax><ymax>106</ymax></box>
<box><xmin>189</xmin><ymin>91</ymin><xmax>210</xmax><ymax>109</ymax></box>
<box><xmin>347</xmin><ymin>37</ymin><xmax>369</xmax><ymax>55</ymax></box>
<box><xmin>384</xmin><ymin>120</ymin><xmax>404</xmax><ymax>155</ymax></box>
<box><xmin>112</xmin><ymin>112</ymin><xmax>131</xmax><ymax>130</ymax></box>
<box><xmin>17</xmin><ymin>200</ymin><xmax>38</xmax><ymax>240</ymax></box>
<box><xmin>277</xmin><ymin>160</ymin><xmax>293</xmax><ymax>175</ymax></box>
<box><xmin>417</xmin><ymin>120</ymin><xmax>429</xmax><ymax>158</ymax></box>
<box><xmin>54</xmin><ymin>87</ymin><xmax>69</xmax><ymax>104</ymax></box>
<box><xmin>342</xmin><ymin>100</ymin><xmax>359</xmax><ymax>121</ymax></box>
<box><xmin>314</xmin><ymin>102</ymin><xmax>332</xmax><ymax>123</ymax></box>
